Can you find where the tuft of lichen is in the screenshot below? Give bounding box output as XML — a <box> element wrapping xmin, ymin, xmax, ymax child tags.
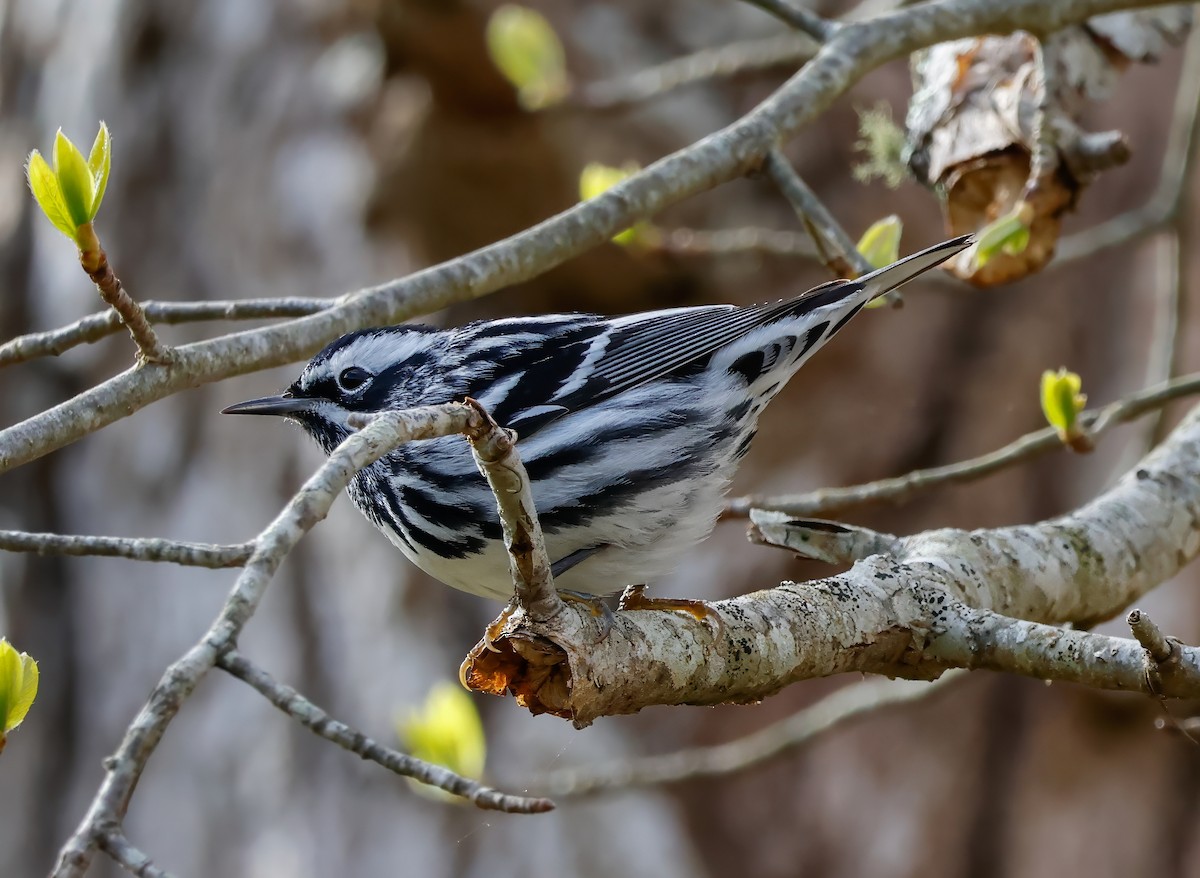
<box><xmin>852</xmin><ymin>103</ymin><xmax>910</xmax><ymax>189</ymax></box>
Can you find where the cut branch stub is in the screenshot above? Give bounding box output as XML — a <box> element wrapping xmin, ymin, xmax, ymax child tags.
<box><xmin>905</xmin><ymin>9</ymin><xmax>1190</xmax><ymax>286</ymax></box>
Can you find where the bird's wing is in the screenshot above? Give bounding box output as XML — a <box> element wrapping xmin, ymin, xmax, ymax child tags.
<box><xmin>461</xmin><ymin>236</ymin><xmax>971</xmax><ymax>434</ymax></box>
<box><xmin>564</xmin><ymin>234</ymin><xmax>972</xmax><ymax>405</ymax></box>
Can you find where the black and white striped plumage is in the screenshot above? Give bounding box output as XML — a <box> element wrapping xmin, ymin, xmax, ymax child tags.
<box><xmin>225</xmin><ymin>236</ymin><xmax>970</xmax><ymax>600</ymax></box>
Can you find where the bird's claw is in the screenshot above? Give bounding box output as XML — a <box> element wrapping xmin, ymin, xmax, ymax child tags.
<box><xmin>483</xmin><ymin>601</ymin><xmax>520</xmax><ymax>652</ymax></box>
<box><xmin>617</xmin><ymin>584</ymin><xmax>724</xmax><ymax>638</ymax></box>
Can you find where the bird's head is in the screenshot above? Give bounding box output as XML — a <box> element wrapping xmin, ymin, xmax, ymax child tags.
<box><xmin>222</xmin><ymin>325</ymin><xmax>448</xmax><ymax>454</ymax></box>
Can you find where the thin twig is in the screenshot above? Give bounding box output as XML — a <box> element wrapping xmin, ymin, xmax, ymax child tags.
<box><xmin>219</xmin><ymin>651</ymin><xmax>553</xmax><ymax>813</ymax></box>
<box><xmin>0</xmin><ymin>530</ymin><xmax>253</xmax><ymax>568</ymax></box>
<box><xmin>763</xmin><ymin>148</ymin><xmax>872</xmax><ymax>279</ymax></box>
<box><xmin>97</xmin><ymin>831</ymin><xmax>175</xmax><ymax>878</ymax></box>
<box><xmin>535</xmin><ymin>673</ymin><xmax>960</xmax><ymax>796</ymax></box>
<box><xmin>742</xmin><ymin>0</ymin><xmax>839</xmax><ymax>42</ymax></box>
<box><xmin>651</xmin><ymin>226</ymin><xmax>819</xmax><ymax>259</ymax></box>
<box><xmin>572</xmin><ymin>33</ymin><xmax>817</xmax><ymax>110</ymax></box>
<box><xmin>0</xmin><ymin>297</ymin><xmax>334</xmax><ymax>367</ymax></box>
<box><xmin>462</xmin><ymin>399</ymin><xmax>560</xmax><ymax>622</ymax></box>
<box><xmin>725</xmin><ymin>371</ymin><xmax>1200</xmax><ymax>518</ymax></box>
<box><xmin>76</xmin><ymin>227</ymin><xmax>173</xmax><ymax>365</ymax></box>
<box><xmin>569</xmin><ymin>0</ymin><xmax>913</xmax><ymax>111</ymax></box>
<box><xmin>651</xmin><ymin>226</ymin><xmax>966</xmax><ymax>289</ymax></box>
<box><xmin>1130</xmin><ymin>609</ymin><xmax>1200</xmax><ymax>745</ymax></box>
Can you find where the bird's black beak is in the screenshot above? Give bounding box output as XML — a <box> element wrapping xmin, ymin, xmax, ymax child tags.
<box><xmin>221</xmin><ymin>395</ymin><xmax>314</xmax><ymax>417</ymax></box>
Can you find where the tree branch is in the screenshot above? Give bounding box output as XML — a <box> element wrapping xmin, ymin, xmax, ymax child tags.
<box><xmin>535</xmin><ymin>672</ymin><xmax>961</xmax><ymax>796</ymax></box>
<box><xmin>0</xmin><ymin>530</ymin><xmax>253</xmax><ymax>568</ymax></box>
<box><xmin>725</xmin><ymin>371</ymin><xmax>1200</xmax><ymax>518</ymax></box>
<box><xmin>1128</xmin><ymin>608</ymin><xmax>1179</xmax><ymax>669</ymax></box>
<box><xmin>763</xmin><ymin>148</ymin><xmax>873</xmax><ymax>278</ymax></box>
<box><xmin>218</xmin><ymin>651</ymin><xmax>552</xmax><ymax>814</ymax></box>
<box><xmin>650</xmin><ymin>226</ymin><xmax>820</xmax><ymax>259</ymax></box>
<box><xmin>0</xmin><ymin>297</ymin><xmax>333</xmax><ymax>367</ymax></box>
<box><xmin>1053</xmin><ymin>23</ymin><xmax>1200</xmax><ymax>267</ymax></box>
<box><xmin>571</xmin><ymin>34</ymin><xmax>817</xmax><ymax>110</ymax></box>
<box><xmin>462</xmin><ymin>399</ymin><xmax>560</xmax><ymax>621</ymax></box>
<box><xmin>96</xmin><ymin>831</ymin><xmax>174</xmax><ymax>878</ymax></box>
<box><xmin>463</xmin><ymin>400</ymin><xmax>1200</xmax><ymax>726</ymax></box>
<box><xmin>743</xmin><ymin>0</ymin><xmax>839</xmax><ymax>42</ymax></box>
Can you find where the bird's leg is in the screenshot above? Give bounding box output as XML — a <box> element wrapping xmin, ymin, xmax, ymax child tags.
<box><xmin>618</xmin><ymin>584</ymin><xmax>724</xmax><ymax>636</ymax></box>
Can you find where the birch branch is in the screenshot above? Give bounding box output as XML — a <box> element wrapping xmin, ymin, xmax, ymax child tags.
<box><xmin>572</xmin><ymin>34</ymin><xmax>817</xmax><ymax>110</ymax></box>
<box><xmin>463</xmin><ymin>401</ymin><xmax>1200</xmax><ymax>727</ymax></box>
<box><xmin>462</xmin><ymin>399</ymin><xmax>560</xmax><ymax>622</ymax></box>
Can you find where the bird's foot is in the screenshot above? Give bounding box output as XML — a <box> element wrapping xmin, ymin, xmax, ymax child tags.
<box><xmin>557</xmin><ymin>589</ymin><xmax>617</xmax><ymax>642</ymax></box>
<box><xmin>483</xmin><ymin>601</ymin><xmax>520</xmax><ymax>653</ymax></box>
<box><xmin>617</xmin><ymin>584</ymin><xmax>724</xmax><ymax>637</ymax></box>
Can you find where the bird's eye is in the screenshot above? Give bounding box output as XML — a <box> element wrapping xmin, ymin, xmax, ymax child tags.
<box><xmin>337</xmin><ymin>366</ymin><xmax>373</xmax><ymax>392</ymax></box>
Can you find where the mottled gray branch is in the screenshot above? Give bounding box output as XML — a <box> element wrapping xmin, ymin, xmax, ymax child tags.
<box><xmin>96</xmin><ymin>831</ymin><xmax>174</xmax><ymax>878</ymax></box>
<box><xmin>763</xmin><ymin>148</ymin><xmax>874</xmax><ymax>279</ymax></box>
<box><xmin>219</xmin><ymin>651</ymin><xmax>553</xmax><ymax>813</ymax></box>
<box><xmin>535</xmin><ymin>673</ymin><xmax>960</xmax><ymax>796</ymax></box>
<box><xmin>726</xmin><ymin>371</ymin><xmax>1200</xmax><ymax>518</ymax></box>
<box><xmin>0</xmin><ymin>530</ymin><xmax>252</xmax><ymax>568</ymax></box>
<box><xmin>743</xmin><ymin>0</ymin><xmax>839</xmax><ymax>42</ymax></box>
<box><xmin>464</xmin><ymin>401</ymin><xmax>1200</xmax><ymax>726</ymax></box>
<box><xmin>349</xmin><ymin>400</ymin><xmax>559</xmax><ymax>621</ymax></box>
<box><xmin>0</xmin><ymin>0</ymin><xmax>1172</xmax><ymax>476</ymax></box>
<box><xmin>750</xmin><ymin>518</ymin><xmax>900</xmax><ymax>564</ymax></box>
<box><xmin>0</xmin><ymin>297</ymin><xmax>333</xmax><ymax>367</ymax></box>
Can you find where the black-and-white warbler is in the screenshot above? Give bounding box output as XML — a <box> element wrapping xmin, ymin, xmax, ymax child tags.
<box><xmin>224</xmin><ymin>236</ymin><xmax>970</xmax><ymax>604</ymax></box>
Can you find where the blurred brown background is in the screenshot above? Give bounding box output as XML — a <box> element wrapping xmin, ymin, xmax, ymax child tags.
<box><xmin>1</xmin><ymin>0</ymin><xmax>1199</xmax><ymax>876</ymax></box>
